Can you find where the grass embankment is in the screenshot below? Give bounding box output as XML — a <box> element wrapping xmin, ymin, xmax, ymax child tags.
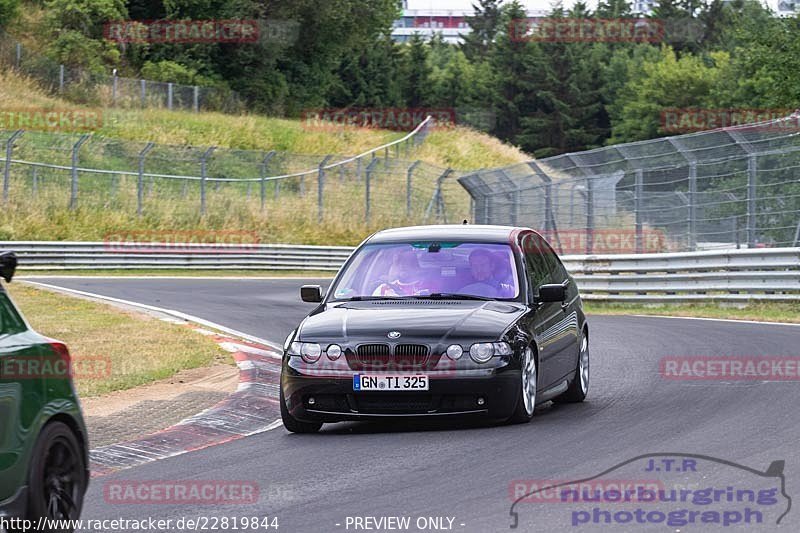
<box><xmin>7</xmin><ymin>283</ymin><xmax>229</xmax><ymax>397</ymax></box>
<box><xmin>585</xmin><ymin>302</ymin><xmax>800</xmax><ymax>324</ymax></box>
<box><xmin>0</xmin><ymin>70</ymin><xmax>531</xmax><ymax>245</ymax></box>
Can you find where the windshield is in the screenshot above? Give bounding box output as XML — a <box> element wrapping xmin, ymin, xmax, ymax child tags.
<box><xmin>330</xmin><ymin>242</ymin><xmax>519</xmax><ymax>301</ymax></box>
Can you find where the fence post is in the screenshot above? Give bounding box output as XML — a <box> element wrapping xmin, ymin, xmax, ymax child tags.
<box><xmin>167</xmin><ymin>83</ymin><xmax>174</xmax><ymax>110</ymax></box>
<box><xmin>137</xmin><ymin>142</ymin><xmax>155</xmax><ymax>216</ymax></box>
<box><xmin>15</xmin><ymin>43</ymin><xmax>21</xmax><ymax>68</ymax></box>
<box><xmin>2</xmin><ymin>130</ymin><xmax>23</xmax><ymax>204</ymax></box>
<box><xmin>406</xmin><ymin>160</ymin><xmax>421</xmax><ymax>218</ymax></box>
<box><xmin>365</xmin><ymin>158</ymin><xmax>379</xmax><ymax>223</ymax></box>
<box><xmin>317</xmin><ymin>155</ymin><xmax>333</xmax><ymax>223</ymax></box>
<box><xmin>260</xmin><ymin>150</ymin><xmax>276</xmax><ymax>212</ymax></box>
<box><xmin>59</xmin><ymin>65</ymin><xmax>65</xmax><ymax>93</ymax></box>
<box><xmin>634</xmin><ymin>169</ymin><xmax>643</xmax><ymax>253</ymax></box>
<box><xmin>112</xmin><ymin>71</ymin><xmax>118</xmax><ymax>105</ymax></box>
<box><xmin>528</xmin><ymin>161</ymin><xmax>556</xmax><ymax>232</ymax></box>
<box><xmin>140</xmin><ymin>79</ymin><xmax>146</xmax><ymax>107</ymax></box>
<box><xmin>585</xmin><ymin>176</ymin><xmax>595</xmax><ymax>254</ymax></box>
<box><xmin>199</xmin><ymin>146</ymin><xmax>216</xmax><ymax>215</ymax></box>
<box><xmin>69</xmin><ymin>134</ymin><xmax>90</xmax><ymax>210</ymax></box>
<box><xmin>424</xmin><ymin>168</ymin><xmax>454</xmax><ymax>223</ymax></box>
<box><xmin>747</xmin><ymin>154</ymin><xmax>757</xmax><ymax>248</ymax></box>
<box><xmin>688</xmin><ymin>162</ymin><xmax>697</xmax><ymax>251</ymax></box>
<box><xmin>193</xmin><ymin>86</ymin><xmax>199</xmax><ymax>112</ymax></box>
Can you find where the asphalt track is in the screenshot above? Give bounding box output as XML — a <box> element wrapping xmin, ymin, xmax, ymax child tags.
<box><xmin>27</xmin><ymin>277</ymin><xmax>800</xmax><ymax>532</ymax></box>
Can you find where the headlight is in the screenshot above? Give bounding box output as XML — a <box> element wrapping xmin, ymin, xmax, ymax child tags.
<box><xmin>288</xmin><ymin>341</ymin><xmax>322</xmax><ymax>363</ymax></box>
<box><xmin>470</xmin><ymin>343</ymin><xmax>495</xmax><ymax>363</ymax></box>
<box><xmin>445</xmin><ymin>344</ymin><xmax>463</xmax><ymax>360</ymax></box>
<box><xmin>469</xmin><ymin>341</ymin><xmax>512</xmax><ymax>363</ymax></box>
<box><xmin>326</xmin><ymin>344</ymin><xmax>342</xmax><ymax>360</ymax></box>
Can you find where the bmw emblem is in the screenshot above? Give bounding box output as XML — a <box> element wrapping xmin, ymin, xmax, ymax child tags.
<box><xmin>387</xmin><ymin>331</ymin><xmax>401</xmax><ymax>339</ymax></box>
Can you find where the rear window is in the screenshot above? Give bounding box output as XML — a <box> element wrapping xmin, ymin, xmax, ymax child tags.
<box><xmin>331</xmin><ymin>241</ymin><xmax>519</xmax><ymax>300</ymax></box>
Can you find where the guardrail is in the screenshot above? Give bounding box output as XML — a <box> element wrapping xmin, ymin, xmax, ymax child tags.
<box><xmin>3</xmin><ymin>242</ymin><xmax>798</xmax><ymax>302</ymax></box>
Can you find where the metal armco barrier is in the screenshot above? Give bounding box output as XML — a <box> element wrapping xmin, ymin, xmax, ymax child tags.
<box><xmin>2</xmin><ymin>242</ymin><xmax>798</xmax><ymax>302</ymax></box>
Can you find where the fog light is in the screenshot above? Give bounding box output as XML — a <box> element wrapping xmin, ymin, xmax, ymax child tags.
<box><xmin>326</xmin><ymin>344</ymin><xmax>342</xmax><ymax>360</ymax></box>
<box><xmin>446</xmin><ymin>344</ymin><xmax>463</xmax><ymax>360</ymax></box>
<box><xmin>307</xmin><ymin>397</ymin><xmax>316</xmax><ymax>406</ymax></box>
<box><xmin>477</xmin><ymin>397</ymin><xmax>485</xmax><ymax>406</ymax></box>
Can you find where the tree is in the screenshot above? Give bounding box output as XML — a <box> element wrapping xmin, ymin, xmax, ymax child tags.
<box><xmin>403</xmin><ymin>33</ymin><xmax>432</xmax><ymax>108</ymax></box>
<box><xmin>43</xmin><ymin>0</ymin><xmax>127</xmax><ymax>71</ymax></box>
<box><xmin>461</xmin><ymin>0</ymin><xmax>503</xmax><ymax>61</ymax></box>
<box><xmin>609</xmin><ymin>47</ymin><xmax>730</xmax><ymax>143</ymax></box>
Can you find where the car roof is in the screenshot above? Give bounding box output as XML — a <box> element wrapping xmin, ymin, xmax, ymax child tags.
<box><xmin>366</xmin><ymin>224</ymin><xmax>535</xmax><ymax>244</ymax></box>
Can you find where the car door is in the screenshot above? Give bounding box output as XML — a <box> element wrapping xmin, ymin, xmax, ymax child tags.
<box><xmin>518</xmin><ymin>233</ymin><xmax>564</xmax><ymax>389</ymax></box>
<box><xmin>0</xmin><ymin>287</ymin><xmax>42</xmax><ymax>504</ymax></box>
<box><xmin>540</xmin><ymin>242</ymin><xmax>580</xmax><ymax>382</ymax></box>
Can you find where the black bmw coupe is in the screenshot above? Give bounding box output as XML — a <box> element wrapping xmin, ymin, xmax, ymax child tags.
<box><xmin>280</xmin><ymin>225</ymin><xmax>589</xmax><ymax>433</ymax></box>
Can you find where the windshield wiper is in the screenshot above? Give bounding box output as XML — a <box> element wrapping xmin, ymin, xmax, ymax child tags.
<box><xmin>413</xmin><ymin>292</ymin><xmax>493</xmax><ymax>301</ymax></box>
<box><xmin>341</xmin><ymin>295</ymin><xmax>400</xmax><ymax>301</ymax></box>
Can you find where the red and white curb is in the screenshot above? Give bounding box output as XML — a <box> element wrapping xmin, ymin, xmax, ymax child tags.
<box><xmin>90</xmin><ymin>330</ymin><xmax>284</xmax><ymax>477</ymax></box>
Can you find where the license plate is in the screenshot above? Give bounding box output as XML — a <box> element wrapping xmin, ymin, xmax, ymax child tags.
<box><xmin>353</xmin><ymin>374</ymin><xmax>429</xmax><ymax>391</ymax></box>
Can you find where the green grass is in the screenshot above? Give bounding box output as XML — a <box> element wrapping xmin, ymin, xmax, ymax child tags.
<box><xmin>7</xmin><ymin>283</ymin><xmax>230</xmax><ymax>397</ymax></box>
<box><xmin>585</xmin><ymin>302</ymin><xmax>800</xmax><ymax>324</ymax></box>
<box><xmin>1</xmin><ymin>70</ymin><xmax>529</xmax><ymax>244</ymax></box>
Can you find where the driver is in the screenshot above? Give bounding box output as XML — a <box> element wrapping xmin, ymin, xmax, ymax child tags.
<box><xmin>460</xmin><ymin>249</ymin><xmax>514</xmax><ymax>297</ymax></box>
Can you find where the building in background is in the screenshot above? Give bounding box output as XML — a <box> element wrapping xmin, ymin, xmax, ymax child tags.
<box><xmin>392</xmin><ymin>0</ymin><xmax>547</xmax><ymax>43</ymax></box>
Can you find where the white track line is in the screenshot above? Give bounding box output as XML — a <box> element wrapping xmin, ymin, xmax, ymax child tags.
<box><xmin>629</xmin><ymin>314</ymin><xmax>800</xmax><ymax>327</ymax></box>
<box><xmin>22</xmin><ymin>280</ymin><xmax>285</xmax><ymax>350</ymax></box>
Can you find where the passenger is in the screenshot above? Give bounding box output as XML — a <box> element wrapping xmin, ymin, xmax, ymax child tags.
<box><xmin>372</xmin><ymin>250</ymin><xmax>425</xmax><ymax>296</ymax></box>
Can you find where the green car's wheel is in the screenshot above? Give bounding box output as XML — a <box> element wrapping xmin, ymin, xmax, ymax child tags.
<box><xmin>25</xmin><ymin>422</ymin><xmax>87</xmax><ymax>532</ymax></box>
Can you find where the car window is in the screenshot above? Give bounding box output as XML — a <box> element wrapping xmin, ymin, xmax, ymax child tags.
<box><xmin>522</xmin><ymin>234</ymin><xmax>552</xmax><ymax>288</ymax></box>
<box><xmin>0</xmin><ymin>290</ymin><xmax>26</xmax><ymax>336</ymax></box>
<box><xmin>330</xmin><ymin>241</ymin><xmax>520</xmax><ymax>300</ymax></box>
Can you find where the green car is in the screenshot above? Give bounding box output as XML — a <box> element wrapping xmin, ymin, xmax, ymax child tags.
<box><xmin>0</xmin><ymin>252</ymin><xmax>89</xmax><ymax>529</ymax></box>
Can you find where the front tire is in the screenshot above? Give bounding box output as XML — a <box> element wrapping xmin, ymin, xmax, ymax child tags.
<box><xmin>25</xmin><ymin>421</ymin><xmax>87</xmax><ymax>532</ymax></box>
<box><xmin>509</xmin><ymin>347</ymin><xmax>537</xmax><ymax>424</ymax></box>
<box><xmin>280</xmin><ymin>388</ymin><xmax>322</xmax><ymax>434</ymax></box>
<box><xmin>555</xmin><ymin>330</ymin><xmax>589</xmax><ymax>403</ymax></box>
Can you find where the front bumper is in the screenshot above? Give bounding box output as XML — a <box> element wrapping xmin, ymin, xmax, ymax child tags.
<box><xmin>282</xmin><ymin>361</ymin><xmax>520</xmax><ymax>422</ymax></box>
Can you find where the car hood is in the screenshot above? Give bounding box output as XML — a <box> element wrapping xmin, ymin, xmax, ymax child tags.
<box><xmin>298</xmin><ymin>300</ymin><xmax>526</xmax><ymax>344</ymax></box>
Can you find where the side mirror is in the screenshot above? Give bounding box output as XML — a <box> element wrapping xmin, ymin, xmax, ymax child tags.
<box><xmin>537</xmin><ymin>283</ymin><xmax>566</xmax><ymax>303</ymax></box>
<box><xmin>0</xmin><ymin>251</ymin><xmax>17</xmax><ymax>283</ymax></box>
<box><xmin>300</xmin><ymin>285</ymin><xmax>324</xmax><ymax>303</ymax></box>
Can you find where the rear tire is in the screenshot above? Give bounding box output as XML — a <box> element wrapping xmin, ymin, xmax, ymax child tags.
<box><xmin>554</xmin><ymin>329</ymin><xmax>589</xmax><ymax>404</ymax></box>
<box><xmin>280</xmin><ymin>388</ymin><xmax>322</xmax><ymax>434</ymax></box>
<box><xmin>509</xmin><ymin>347</ymin><xmax>537</xmax><ymax>424</ymax></box>
<box><xmin>25</xmin><ymin>421</ymin><xmax>87</xmax><ymax>532</ymax></box>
